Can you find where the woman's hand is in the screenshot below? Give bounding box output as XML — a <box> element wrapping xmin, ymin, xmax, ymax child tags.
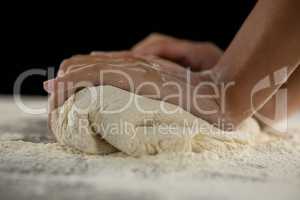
<box><xmin>58</xmin><ymin>51</ymin><xmax>207</xmax><ymax>87</ymax></box>
<box><xmin>132</xmin><ymin>33</ymin><xmax>223</xmax><ymax>71</ymax></box>
<box><xmin>45</xmin><ymin>53</ymin><xmax>205</xmax><ymax>110</ymax></box>
<box><xmin>44</xmin><ymin>54</ymin><xmax>226</xmax><ymax>129</ymax></box>
<box><xmin>46</xmin><ymin>54</ymin><xmax>168</xmax><ymax>109</ymax></box>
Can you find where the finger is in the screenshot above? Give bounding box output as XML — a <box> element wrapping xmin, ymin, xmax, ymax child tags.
<box><xmin>58</xmin><ymin>53</ymin><xmax>138</xmax><ymax>77</ymax></box>
<box><xmin>46</xmin><ymin>63</ymin><xmax>145</xmax><ymax>97</ymax></box>
<box><xmin>45</xmin><ymin>73</ymin><xmax>98</xmax><ymax>110</ymax></box>
<box><xmin>58</xmin><ymin>55</ymin><xmax>100</xmax><ymax>76</ymax></box>
<box><xmin>65</xmin><ymin>64</ymin><xmax>90</xmax><ymax>74</ymax></box>
<box><xmin>90</xmin><ymin>51</ymin><xmax>133</xmax><ymax>58</ymax></box>
<box><xmin>134</xmin><ymin>39</ymin><xmax>193</xmax><ymax>67</ymax></box>
<box><xmin>132</xmin><ymin>33</ymin><xmax>178</xmax><ymax>54</ymax></box>
<box><xmin>58</xmin><ymin>54</ymin><xmax>119</xmax><ymax>74</ymax></box>
<box><xmin>90</xmin><ymin>51</ymin><xmax>105</xmax><ymax>55</ymax></box>
<box><xmin>47</xmin><ymin>56</ymin><xmax>178</xmax><ymax>111</ymax></box>
<box><xmin>132</xmin><ymin>33</ymin><xmax>174</xmax><ymax>51</ymax></box>
<box><xmin>45</xmin><ymin>64</ymin><xmax>101</xmax><ymax>93</ymax></box>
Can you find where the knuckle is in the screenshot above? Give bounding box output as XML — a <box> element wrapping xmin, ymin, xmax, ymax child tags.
<box><xmin>60</xmin><ymin>59</ymin><xmax>70</xmax><ymax>67</ymax></box>
<box><xmin>65</xmin><ymin>65</ymin><xmax>78</xmax><ymax>73</ymax></box>
<box><xmin>202</xmin><ymin>41</ymin><xmax>218</xmax><ymax>49</ymax></box>
<box><xmin>71</xmin><ymin>54</ymin><xmax>86</xmax><ymax>60</ymax></box>
<box><xmin>148</xmin><ymin>33</ymin><xmax>168</xmax><ymax>42</ymax></box>
<box><xmin>59</xmin><ymin>58</ymin><xmax>74</xmax><ymax>70</ymax></box>
<box><xmin>149</xmin><ymin>32</ymin><xmax>163</xmax><ymax>38</ymax></box>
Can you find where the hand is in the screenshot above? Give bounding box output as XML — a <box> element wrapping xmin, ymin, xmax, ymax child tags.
<box><xmin>44</xmin><ymin>54</ymin><xmax>225</xmax><ymax>129</ymax></box>
<box><xmin>46</xmin><ymin>54</ymin><xmax>192</xmax><ymax>110</ymax></box>
<box><xmin>46</xmin><ymin>54</ymin><xmax>169</xmax><ymax>110</ymax></box>
<box><xmin>61</xmin><ymin>51</ymin><xmax>205</xmax><ymax>86</ymax></box>
<box><xmin>132</xmin><ymin>33</ymin><xmax>223</xmax><ymax>71</ymax></box>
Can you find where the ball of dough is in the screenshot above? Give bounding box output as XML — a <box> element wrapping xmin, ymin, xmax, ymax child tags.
<box><xmin>51</xmin><ymin>86</ymin><xmax>196</xmax><ymax>156</ymax></box>
<box><xmin>50</xmin><ymin>86</ymin><xmax>260</xmax><ymax>156</ymax></box>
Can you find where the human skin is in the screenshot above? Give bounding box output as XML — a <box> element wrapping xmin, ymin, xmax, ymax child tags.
<box><xmin>132</xmin><ymin>31</ymin><xmax>300</xmax><ymax>128</ymax></box>
<box><xmin>131</xmin><ymin>33</ymin><xmax>223</xmax><ymax>71</ymax></box>
<box><xmin>132</xmin><ymin>0</ymin><xmax>300</xmax><ymax>127</ymax></box>
<box><xmin>211</xmin><ymin>0</ymin><xmax>300</xmax><ymax>126</ymax></box>
<box><xmin>44</xmin><ymin>0</ymin><xmax>300</xmax><ymax>130</ymax></box>
<box><xmin>254</xmin><ymin>66</ymin><xmax>300</xmax><ymax>127</ymax></box>
<box><xmin>45</xmin><ymin>54</ymin><xmax>218</xmax><ymax>118</ymax></box>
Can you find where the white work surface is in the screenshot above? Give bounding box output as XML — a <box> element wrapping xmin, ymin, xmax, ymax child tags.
<box><xmin>0</xmin><ymin>96</ymin><xmax>300</xmax><ymax>200</ymax></box>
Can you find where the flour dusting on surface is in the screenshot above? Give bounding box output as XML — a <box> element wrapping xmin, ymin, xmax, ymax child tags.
<box><xmin>1</xmin><ymin>97</ymin><xmax>300</xmax><ymax>200</ymax></box>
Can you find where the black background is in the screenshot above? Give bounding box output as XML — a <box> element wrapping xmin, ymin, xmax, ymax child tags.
<box><xmin>2</xmin><ymin>1</ymin><xmax>256</xmax><ymax>95</ymax></box>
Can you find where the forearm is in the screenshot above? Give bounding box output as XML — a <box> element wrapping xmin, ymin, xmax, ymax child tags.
<box><xmin>255</xmin><ymin>66</ymin><xmax>300</xmax><ymax>124</ymax></box>
<box><xmin>213</xmin><ymin>0</ymin><xmax>300</xmax><ymax>125</ymax></box>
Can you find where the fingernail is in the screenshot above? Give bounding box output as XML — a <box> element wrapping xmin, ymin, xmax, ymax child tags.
<box><xmin>43</xmin><ymin>79</ymin><xmax>55</xmax><ymax>93</ymax></box>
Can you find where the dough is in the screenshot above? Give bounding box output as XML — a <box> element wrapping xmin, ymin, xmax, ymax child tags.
<box><xmin>50</xmin><ymin>85</ymin><xmax>261</xmax><ymax>156</ymax></box>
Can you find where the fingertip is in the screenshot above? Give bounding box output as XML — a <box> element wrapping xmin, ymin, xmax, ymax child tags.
<box><xmin>43</xmin><ymin>79</ymin><xmax>55</xmax><ymax>93</ymax></box>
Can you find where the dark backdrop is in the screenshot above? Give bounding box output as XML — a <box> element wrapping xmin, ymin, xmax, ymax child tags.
<box><xmin>3</xmin><ymin>1</ymin><xmax>256</xmax><ymax>95</ymax></box>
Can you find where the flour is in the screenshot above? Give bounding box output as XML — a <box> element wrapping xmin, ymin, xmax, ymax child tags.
<box><xmin>1</xmin><ymin>129</ymin><xmax>300</xmax><ymax>179</ymax></box>
<box><xmin>1</xmin><ymin>114</ymin><xmax>300</xmax><ymax>199</ymax></box>
<box><xmin>1</xmin><ymin>94</ymin><xmax>300</xmax><ymax>199</ymax></box>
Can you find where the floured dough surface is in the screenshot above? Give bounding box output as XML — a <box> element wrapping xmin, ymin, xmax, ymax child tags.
<box><xmin>51</xmin><ymin>86</ymin><xmax>261</xmax><ymax>156</ymax></box>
